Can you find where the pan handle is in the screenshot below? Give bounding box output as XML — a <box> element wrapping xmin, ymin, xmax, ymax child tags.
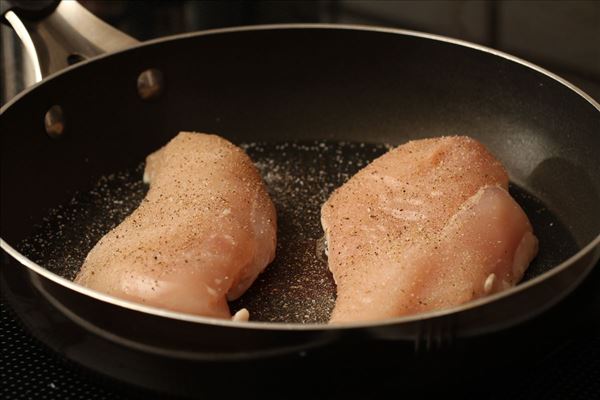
<box><xmin>2</xmin><ymin>0</ymin><xmax>138</xmax><ymax>85</ymax></box>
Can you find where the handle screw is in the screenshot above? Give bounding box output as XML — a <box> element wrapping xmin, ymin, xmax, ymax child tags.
<box><xmin>137</xmin><ymin>68</ymin><xmax>164</xmax><ymax>100</ymax></box>
<box><xmin>44</xmin><ymin>105</ymin><xmax>65</xmax><ymax>138</ymax></box>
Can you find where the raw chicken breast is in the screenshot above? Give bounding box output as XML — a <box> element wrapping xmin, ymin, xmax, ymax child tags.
<box><xmin>75</xmin><ymin>132</ymin><xmax>277</xmax><ymax>319</ymax></box>
<box><xmin>321</xmin><ymin>136</ymin><xmax>538</xmax><ymax>323</ymax></box>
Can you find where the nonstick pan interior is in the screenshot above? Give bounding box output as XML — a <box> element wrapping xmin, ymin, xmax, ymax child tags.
<box><xmin>16</xmin><ymin>139</ymin><xmax>580</xmax><ymax>324</ymax></box>
<box><xmin>2</xmin><ymin>27</ymin><xmax>599</xmax><ymax>326</ymax></box>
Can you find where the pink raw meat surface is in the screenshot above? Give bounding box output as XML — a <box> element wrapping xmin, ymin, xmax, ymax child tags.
<box><xmin>76</xmin><ymin>132</ymin><xmax>276</xmax><ymax>320</ymax></box>
<box><xmin>321</xmin><ymin>136</ymin><xmax>538</xmax><ymax>323</ymax></box>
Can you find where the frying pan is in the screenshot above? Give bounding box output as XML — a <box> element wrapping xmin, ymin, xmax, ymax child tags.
<box><xmin>1</xmin><ymin>0</ymin><xmax>599</xmax><ymax>394</ymax></box>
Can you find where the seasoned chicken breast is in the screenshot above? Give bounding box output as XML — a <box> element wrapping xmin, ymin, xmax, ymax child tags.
<box><xmin>321</xmin><ymin>136</ymin><xmax>538</xmax><ymax>323</ymax></box>
<box><xmin>75</xmin><ymin>132</ymin><xmax>277</xmax><ymax>319</ymax></box>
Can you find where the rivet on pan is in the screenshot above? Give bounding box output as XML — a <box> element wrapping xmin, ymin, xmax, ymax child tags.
<box><xmin>44</xmin><ymin>105</ymin><xmax>65</xmax><ymax>138</ymax></box>
<box><xmin>137</xmin><ymin>68</ymin><xmax>164</xmax><ymax>100</ymax></box>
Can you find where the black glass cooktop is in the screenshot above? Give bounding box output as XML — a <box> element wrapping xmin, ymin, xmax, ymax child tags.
<box><xmin>2</xmin><ymin>263</ymin><xmax>598</xmax><ymax>399</ymax></box>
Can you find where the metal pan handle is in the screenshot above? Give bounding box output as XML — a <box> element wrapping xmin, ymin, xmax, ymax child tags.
<box><xmin>2</xmin><ymin>0</ymin><xmax>138</xmax><ymax>85</ymax></box>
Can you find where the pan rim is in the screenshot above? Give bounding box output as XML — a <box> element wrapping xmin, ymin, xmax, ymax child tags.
<box><xmin>1</xmin><ymin>23</ymin><xmax>599</xmax><ymax>114</ymax></box>
<box><xmin>1</xmin><ymin>23</ymin><xmax>599</xmax><ymax>331</ymax></box>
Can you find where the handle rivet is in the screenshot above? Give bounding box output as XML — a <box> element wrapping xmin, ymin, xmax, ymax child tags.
<box><xmin>44</xmin><ymin>105</ymin><xmax>65</xmax><ymax>138</ymax></box>
<box><xmin>137</xmin><ymin>68</ymin><xmax>164</xmax><ymax>100</ymax></box>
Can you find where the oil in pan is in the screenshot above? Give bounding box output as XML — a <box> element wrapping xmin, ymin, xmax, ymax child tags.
<box><xmin>17</xmin><ymin>140</ymin><xmax>579</xmax><ymax>323</ymax></box>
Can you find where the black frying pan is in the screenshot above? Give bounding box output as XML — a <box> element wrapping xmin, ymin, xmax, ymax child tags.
<box><xmin>1</xmin><ymin>0</ymin><xmax>599</xmax><ymax>394</ymax></box>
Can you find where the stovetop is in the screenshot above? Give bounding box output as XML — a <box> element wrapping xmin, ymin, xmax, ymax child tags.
<box><xmin>2</xmin><ymin>262</ymin><xmax>598</xmax><ymax>399</ymax></box>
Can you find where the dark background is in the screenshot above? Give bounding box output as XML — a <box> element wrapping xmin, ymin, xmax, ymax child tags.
<box><xmin>79</xmin><ymin>0</ymin><xmax>599</xmax><ymax>77</ymax></box>
<box><xmin>1</xmin><ymin>1</ymin><xmax>599</xmax><ymax>399</ymax></box>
